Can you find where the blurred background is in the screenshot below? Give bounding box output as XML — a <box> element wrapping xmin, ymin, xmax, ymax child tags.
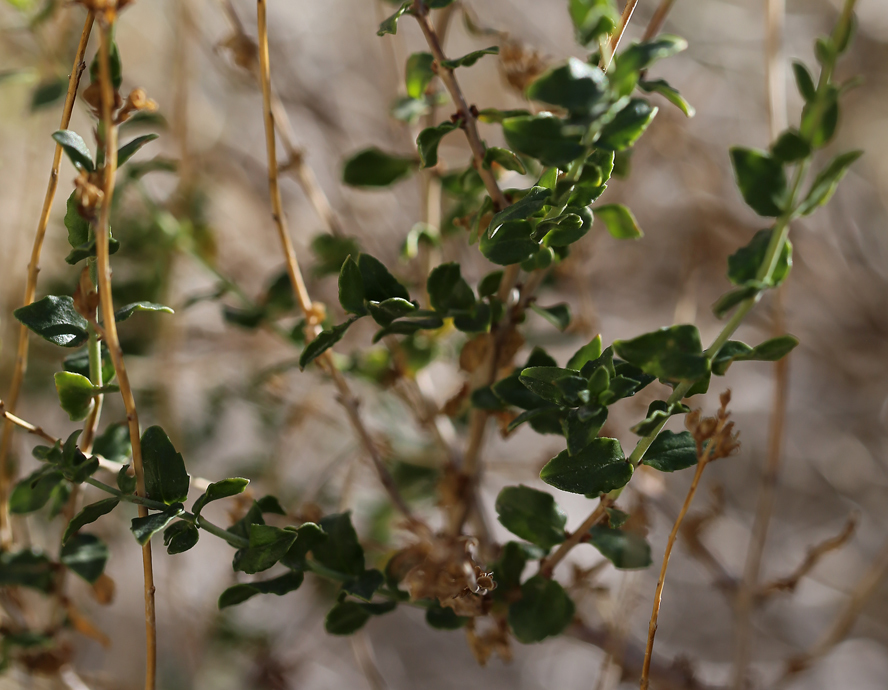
<box><xmin>1</xmin><ymin>0</ymin><xmax>887</xmax><ymax>688</ymax></box>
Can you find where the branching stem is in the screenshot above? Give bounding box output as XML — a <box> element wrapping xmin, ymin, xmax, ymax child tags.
<box><xmin>94</xmin><ymin>20</ymin><xmax>157</xmax><ymax>690</ymax></box>
<box><xmin>0</xmin><ymin>10</ymin><xmax>94</xmax><ymax>548</ymax></box>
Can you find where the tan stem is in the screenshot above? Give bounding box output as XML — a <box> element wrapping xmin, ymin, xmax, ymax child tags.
<box><xmin>256</xmin><ymin>0</ymin><xmax>415</xmax><ymax>522</ymax></box>
<box><xmin>640</xmin><ymin>448</ymin><xmax>713</xmax><ymax>690</ymax></box>
<box><xmin>0</xmin><ymin>9</ymin><xmax>94</xmax><ymax>548</ymax></box>
<box><xmin>642</xmin><ymin>0</ymin><xmax>678</xmax><ymax>41</ymax></box>
<box><xmin>95</xmin><ymin>22</ymin><xmax>157</xmax><ymax>690</ymax></box>
<box><xmin>539</xmin><ymin>502</ymin><xmax>609</xmax><ymax>578</ymax></box>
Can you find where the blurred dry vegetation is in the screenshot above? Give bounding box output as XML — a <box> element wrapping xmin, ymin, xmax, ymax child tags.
<box><xmin>1</xmin><ymin>0</ymin><xmax>887</xmax><ymax>688</ymax></box>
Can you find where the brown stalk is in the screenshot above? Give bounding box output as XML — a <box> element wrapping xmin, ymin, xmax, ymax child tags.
<box><xmin>601</xmin><ymin>0</ymin><xmax>640</xmax><ymax>70</ymax></box>
<box><xmin>255</xmin><ymin>0</ymin><xmax>415</xmax><ymax>522</ymax></box>
<box><xmin>640</xmin><ymin>442</ymin><xmax>715</xmax><ymax>690</ymax></box>
<box><xmin>642</xmin><ymin>0</ymin><xmax>678</xmax><ymax>41</ymax></box>
<box><xmin>94</xmin><ymin>20</ymin><xmax>157</xmax><ymax>690</ymax></box>
<box><xmin>0</xmin><ymin>9</ymin><xmax>94</xmax><ymax>548</ymax></box>
<box><xmin>730</xmin><ymin>0</ymin><xmax>789</xmax><ymax>683</ymax></box>
<box><xmin>539</xmin><ymin>501</ymin><xmax>610</xmax><ymax>578</ymax></box>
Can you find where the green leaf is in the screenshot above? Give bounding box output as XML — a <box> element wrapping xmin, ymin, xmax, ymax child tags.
<box><xmin>502</xmin><ymin>114</ymin><xmax>585</xmax><ymax>168</ymax></box>
<box><xmin>88</xmin><ymin>36</ymin><xmax>122</xmax><ymax>89</ymax></box>
<box><xmin>312</xmin><ymin>512</ymin><xmax>365</xmax><ymax>577</ymax></box>
<box><xmin>609</xmin><ymin>35</ymin><xmax>688</xmax><ymax>96</ymax></box>
<box><xmin>797</xmin><ymin>150</ymin><xmax>863</xmax><ymax>216</ymax></box>
<box><xmin>114</xmin><ymin>301</ymin><xmax>174</xmax><ymax>322</ymax></box>
<box><xmin>54</xmin><ymin>372</ymin><xmax>99</xmax><ymax>421</ymax></box>
<box><xmin>476</xmin><ymin>108</ymin><xmax>532</xmax><ymax>124</ymax></box>
<box><xmin>51</xmin><ymin>130</ymin><xmax>94</xmax><ymax>172</ymax></box>
<box><xmin>597</xmin><ymin>99</ymin><xmax>658</xmax><ymax>151</ymax></box>
<box><xmin>480</xmin><ymin>219</ymin><xmax>538</xmax><ymax>265</ymax></box>
<box><xmin>390</xmin><ymin>95</ymin><xmax>429</xmax><ymax>124</ymax></box>
<box><xmin>117</xmin><ymin>134</ymin><xmax>158</xmax><ymax>166</ymax></box>
<box><xmin>377</xmin><ymin>1</ymin><xmax>411</xmax><ymax>36</ymax></box>
<box><xmin>342</xmin><ymin>569</ymin><xmax>385</xmax><ymax>602</ymax></box>
<box><xmin>372</xmin><ymin>313</ymin><xmax>444</xmax><ymax>342</ymax></box>
<box><xmin>569</xmin><ymin>0</ymin><xmax>620</xmax><ymax>47</ymax></box>
<box><xmin>218</xmin><ymin>571</ymin><xmax>304</xmax><ymax>609</ymax></box>
<box><xmin>561</xmin><ymin>405</ymin><xmax>608</xmax><ymax>455</ymax></box>
<box><xmin>567</xmin><ymin>335</ymin><xmax>602</xmax><ymax>371</ymax></box>
<box><xmin>792</xmin><ymin>61</ymin><xmax>816</xmax><ymax>101</ymax></box>
<box><xmin>192</xmin><ymin>477</ymin><xmax>249</xmax><ymax>517</ymax></box>
<box><xmin>367</xmin><ymin>298</ymin><xmax>418</xmax><ymax>326</ymax></box>
<box><xmin>643</xmin><ymin>431</ymin><xmax>697</xmax><ymax>472</ymax></box>
<box><xmin>64</xmin><ymin>236</ymin><xmax>121</xmax><ymax>265</ymax></box>
<box><xmin>482</xmin><ymin>147</ymin><xmax>526</xmax><ymax>174</ymax></box>
<box><xmin>595</xmin><ymin>203</ymin><xmax>642</xmax><ymax>239</ymax></box>
<box><xmin>0</xmin><ymin>550</ymin><xmax>54</xmax><ymax>592</ymax></box>
<box><xmin>64</xmin><ymin>191</ymin><xmax>89</xmax><ymax>248</ymax></box>
<box><xmin>93</xmin><ymin>422</ymin><xmax>130</xmax><ymax>463</ymax></box>
<box><xmin>14</xmin><ymin>295</ymin><xmax>88</xmax><ymax>348</ymax></box>
<box><xmin>405</xmin><ymin>52</ymin><xmax>435</xmax><ymax>99</ymax></box>
<box><xmin>63</xmin><ymin>497</ymin><xmax>119</xmax><ymax>544</ymax></box>
<box><xmin>311</xmin><ymin>234</ymin><xmax>363</xmax><ymax>276</ymax></box>
<box><xmin>30</xmin><ymin>77</ymin><xmax>66</xmax><ymax>111</ymax></box>
<box><xmin>526</xmin><ymin>58</ymin><xmax>609</xmax><ymax>116</ymax></box>
<box><xmin>9</xmin><ymin>468</ymin><xmax>65</xmax><ymax>515</ymax></box>
<box><xmin>478</xmin><ymin>270</ymin><xmax>504</xmax><ymax>298</ymax></box>
<box><xmin>141</xmin><ymin>425</ymin><xmax>190</xmax><ymax>505</ymax></box>
<box><xmin>299</xmin><ymin>316</ymin><xmax>360</xmax><ymax>369</ymax></box>
<box><xmin>417</xmin><ymin>121</ymin><xmax>458</xmax><ymax>168</ymax></box>
<box><xmin>441</xmin><ymin>46</ymin><xmax>499</xmax><ymax>70</ymax></box>
<box><xmin>131</xmin><ymin>505</ymin><xmax>184</xmax><ymax>546</ymax></box>
<box><xmin>540</xmin><ymin>438</ymin><xmax>632</xmax><ymax>496</ymax></box>
<box><xmin>495</xmin><ymin>485</ymin><xmax>567</xmax><ymax>550</ymax></box>
<box><xmin>488</xmin><ymin>186</ymin><xmax>551</xmax><ymax>235</ymax></box>
<box><xmin>426</xmin><ymin>604</ymin><xmax>469</xmax><ymax>630</ymax></box>
<box><xmin>342</xmin><ymin>147</ymin><xmax>416</xmax><ymax>187</ymax></box>
<box><xmin>639</xmin><ymin>79</ymin><xmax>695</xmax><ymax>117</ymax></box>
<box><xmin>530</xmin><ymin>303</ymin><xmax>571</xmax><ymax>331</ymax></box>
<box><xmin>325</xmin><ymin>601</ymin><xmax>371</xmax><ymax>635</ymax></box>
<box><xmin>613</xmin><ymin>325</ymin><xmax>709</xmax><ymax>381</ymax></box>
<box><xmin>492</xmin><ymin>541</ymin><xmax>542</xmax><ymax>595</ymax></box>
<box><xmin>770</xmin><ymin>129</ymin><xmax>811</xmax><ymax>163</ymax></box>
<box><xmin>358</xmin><ymin>253</ymin><xmax>410</xmax><ymax>302</ymax></box>
<box><xmin>727</xmin><ymin>229</ymin><xmax>792</xmax><ymax>288</ymax></box>
<box><xmin>730</xmin><ymin>147</ymin><xmax>787</xmax><ymax>217</ymax></box>
<box><xmin>117</xmin><ymin>464</ymin><xmax>137</xmax><ymax>494</ymax></box>
<box><xmin>801</xmin><ymin>87</ymin><xmax>839</xmax><ymax>149</ymax></box>
<box><xmin>631</xmin><ymin>400</ymin><xmax>690</xmax><ymax>436</ymax></box>
<box><xmin>234</xmin><ymin>524</ymin><xmax>298</xmax><ymax>574</ymax></box>
<box><xmin>427</xmin><ymin>263</ymin><xmax>475</xmax><ymax>314</ymax></box>
<box><xmin>588</xmin><ymin>526</ymin><xmax>652</xmax><ymax>569</ymax></box>
<box><xmin>60</xmin><ymin>533</ymin><xmax>108</xmax><ymax>583</ymax></box>
<box><xmin>163</xmin><ymin>521</ymin><xmax>199</xmax><ymax>554</ymax></box>
<box><xmin>541</xmin><ymin>206</ymin><xmax>592</xmax><ymax>247</ymax></box>
<box><xmin>519</xmin><ymin>367</ymin><xmax>588</xmax><ymax>406</ymax></box>
<box><xmin>711</xmin><ymin>335</ymin><xmax>799</xmax><ymax>375</ymax></box>
<box><xmin>281</xmin><ymin>522</ymin><xmax>327</xmax><ymax>571</ymax></box>
<box><xmin>508</xmin><ymin>575</ymin><xmax>575</xmax><ymax>643</ymax></box>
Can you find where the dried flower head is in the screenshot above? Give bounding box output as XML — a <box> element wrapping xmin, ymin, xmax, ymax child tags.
<box><xmin>499</xmin><ymin>39</ymin><xmax>549</xmax><ymax>93</ymax></box>
<box><xmin>116</xmin><ymin>88</ymin><xmax>158</xmax><ymax>124</ymax></box>
<box><xmin>466</xmin><ymin>615</ymin><xmax>512</xmax><ymax>666</ymax></box>
<box><xmin>392</xmin><ymin>524</ymin><xmax>495</xmax><ymax>618</ymax></box>
<box><xmin>685</xmin><ymin>389</ymin><xmax>741</xmax><ymax>463</ymax></box>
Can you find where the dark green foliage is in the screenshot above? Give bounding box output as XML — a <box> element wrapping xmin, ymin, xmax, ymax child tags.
<box><xmin>60</xmin><ymin>533</ymin><xmax>108</xmax><ymax>583</ymax></box>
<box><xmin>63</xmin><ymin>497</ymin><xmax>119</xmax><ymax>543</ymax></box>
<box><xmin>343</xmin><ymin>148</ymin><xmax>416</xmax><ymax>187</ymax></box>
<box><xmin>508</xmin><ymin>575</ymin><xmax>575</xmax><ymax>643</ymax></box>
<box><xmin>312</xmin><ymin>513</ymin><xmax>365</xmax><ymax>577</ymax></box>
<box><xmin>642</xmin><ymin>431</ymin><xmax>698</xmax><ymax>472</ymax></box>
<box><xmin>588</xmin><ymin>526</ymin><xmax>652</xmax><ymax>569</ymax></box>
<box><xmin>730</xmin><ymin>148</ymin><xmax>787</xmax><ymax>217</ymax></box>
<box><xmin>540</xmin><ymin>439</ymin><xmax>632</xmax><ymax>496</ymax></box>
<box><xmin>14</xmin><ymin>295</ymin><xmax>89</xmax><ymax>348</ymax></box>
<box><xmin>141</xmin><ymin>426</ymin><xmax>190</xmax><ymax>505</ymax></box>
<box><xmin>495</xmin><ymin>486</ymin><xmax>567</xmax><ymax>550</ymax></box>
<box><xmin>218</xmin><ymin>571</ymin><xmax>304</xmax><ymax>609</ymax></box>
<box><xmin>164</xmin><ymin>521</ymin><xmax>200</xmax><ymax>555</ymax></box>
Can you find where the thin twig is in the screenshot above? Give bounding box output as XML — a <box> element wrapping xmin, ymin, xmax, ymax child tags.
<box><xmin>601</xmin><ymin>0</ymin><xmax>639</xmax><ymax>70</ymax></box>
<box><xmin>642</xmin><ymin>0</ymin><xmax>678</xmax><ymax>41</ymax></box>
<box><xmin>775</xmin><ymin>535</ymin><xmax>888</xmax><ymax>687</ymax></box>
<box><xmin>640</xmin><ymin>444</ymin><xmax>715</xmax><ymax>690</ymax></box>
<box><xmin>255</xmin><ymin>0</ymin><xmax>415</xmax><ymax>522</ymax></box>
<box><xmin>539</xmin><ymin>501</ymin><xmax>610</xmax><ymax>578</ymax></box>
<box><xmin>757</xmin><ymin>514</ymin><xmax>857</xmax><ymax>598</ymax></box>
<box><xmin>730</xmin><ymin>0</ymin><xmax>788</xmax><ymax>682</ymax></box>
<box><xmin>95</xmin><ymin>19</ymin><xmax>157</xmax><ymax>690</ymax></box>
<box><xmin>0</xmin><ymin>9</ymin><xmax>94</xmax><ymax>548</ymax></box>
